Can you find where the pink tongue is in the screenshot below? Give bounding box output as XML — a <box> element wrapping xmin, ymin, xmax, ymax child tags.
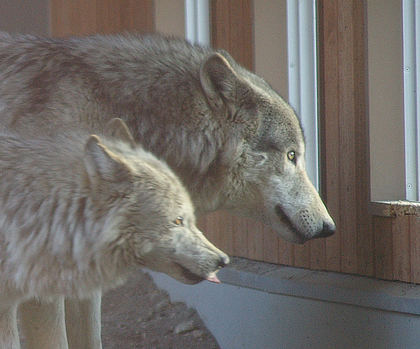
<box><xmin>206</xmin><ymin>274</ymin><xmax>221</xmax><ymax>284</ymax></box>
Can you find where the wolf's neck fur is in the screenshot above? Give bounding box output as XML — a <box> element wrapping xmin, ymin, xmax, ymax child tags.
<box><xmin>131</xmin><ymin>121</ymin><xmax>239</xmax><ymax>214</ymax></box>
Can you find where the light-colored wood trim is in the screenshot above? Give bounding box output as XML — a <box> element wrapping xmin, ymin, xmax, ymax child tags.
<box><xmin>370</xmin><ymin>201</ymin><xmax>420</xmax><ymax>217</ymax></box>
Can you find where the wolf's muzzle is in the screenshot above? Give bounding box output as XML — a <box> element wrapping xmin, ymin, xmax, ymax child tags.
<box><xmin>317</xmin><ymin>221</ymin><xmax>336</xmax><ymax>239</ymax></box>
<box><xmin>275</xmin><ymin>204</ymin><xmax>335</xmax><ymax>242</ymax></box>
<box><xmin>218</xmin><ymin>255</ymin><xmax>230</xmax><ymax>269</ymax></box>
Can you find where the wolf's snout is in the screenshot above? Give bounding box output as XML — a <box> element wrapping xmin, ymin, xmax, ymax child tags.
<box><xmin>218</xmin><ymin>254</ymin><xmax>230</xmax><ymax>269</ymax></box>
<box><xmin>206</xmin><ymin>253</ymin><xmax>229</xmax><ymax>284</ymax></box>
<box><xmin>318</xmin><ymin>221</ymin><xmax>336</xmax><ymax>239</ymax></box>
<box><xmin>275</xmin><ymin>204</ymin><xmax>336</xmax><ymax>243</ymax></box>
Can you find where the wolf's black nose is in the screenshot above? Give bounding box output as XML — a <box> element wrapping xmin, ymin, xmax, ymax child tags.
<box><xmin>319</xmin><ymin>221</ymin><xmax>336</xmax><ymax>238</ymax></box>
<box><xmin>218</xmin><ymin>255</ymin><xmax>230</xmax><ymax>269</ymax></box>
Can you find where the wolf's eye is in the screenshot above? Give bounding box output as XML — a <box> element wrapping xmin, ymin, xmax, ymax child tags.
<box><xmin>174</xmin><ymin>217</ymin><xmax>183</xmax><ymax>226</ymax></box>
<box><xmin>287</xmin><ymin>151</ymin><xmax>296</xmax><ymax>163</ymax></box>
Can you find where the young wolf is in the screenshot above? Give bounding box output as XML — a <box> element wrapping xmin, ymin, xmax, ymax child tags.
<box><xmin>0</xmin><ymin>119</ymin><xmax>228</xmax><ymax>348</ymax></box>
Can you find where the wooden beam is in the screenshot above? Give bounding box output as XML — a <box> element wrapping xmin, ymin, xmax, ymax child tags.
<box><xmin>318</xmin><ymin>0</ymin><xmax>372</xmax><ymax>275</ymax></box>
<box><xmin>211</xmin><ymin>0</ymin><xmax>254</xmax><ymax>71</ymax></box>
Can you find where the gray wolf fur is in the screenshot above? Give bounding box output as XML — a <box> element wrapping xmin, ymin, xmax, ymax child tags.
<box><xmin>0</xmin><ymin>118</ymin><xmax>228</xmax><ymax>348</ymax></box>
<box><xmin>0</xmin><ymin>33</ymin><xmax>335</xmax><ymax>348</ymax></box>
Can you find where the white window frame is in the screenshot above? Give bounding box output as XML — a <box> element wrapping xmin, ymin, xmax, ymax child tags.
<box><xmin>287</xmin><ymin>0</ymin><xmax>320</xmax><ymax>191</ymax></box>
<box><xmin>185</xmin><ymin>0</ymin><xmax>210</xmax><ymax>46</ymax></box>
<box><xmin>403</xmin><ymin>0</ymin><xmax>420</xmax><ymax>201</ymax></box>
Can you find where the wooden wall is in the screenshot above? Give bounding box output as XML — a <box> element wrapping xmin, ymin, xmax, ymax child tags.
<box><xmin>51</xmin><ymin>0</ymin><xmax>154</xmax><ymax>37</ymax></box>
<box><xmin>211</xmin><ymin>0</ymin><xmax>254</xmax><ymax>71</ymax></box>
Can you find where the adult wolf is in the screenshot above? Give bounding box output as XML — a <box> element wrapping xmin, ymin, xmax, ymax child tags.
<box><xmin>0</xmin><ymin>118</ymin><xmax>228</xmax><ymax>348</ymax></box>
<box><xmin>0</xmin><ymin>33</ymin><xmax>335</xmax><ymax>348</ymax></box>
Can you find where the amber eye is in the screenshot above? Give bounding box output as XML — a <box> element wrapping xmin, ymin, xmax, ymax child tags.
<box><xmin>287</xmin><ymin>151</ymin><xmax>296</xmax><ymax>162</ymax></box>
<box><xmin>174</xmin><ymin>217</ymin><xmax>183</xmax><ymax>226</ymax></box>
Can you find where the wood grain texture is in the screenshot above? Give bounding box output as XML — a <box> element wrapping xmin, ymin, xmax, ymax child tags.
<box><xmin>211</xmin><ymin>0</ymin><xmax>254</xmax><ymax>71</ymax></box>
<box><xmin>318</xmin><ymin>0</ymin><xmax>342</xmax><ymax>273</ymax></box>
<box><xmin>373</xmin><ymin>216</ymin><xmax>394</xmax><ymax>280</ymax></box>
<box><xmin>51</xmin><ymin>0</ymin><xmax>154</xmax><ymax>37</ymax></box>
<box><xmin>318</xmin><ymin>0</ymin><xmax>372</xmax><ymax>276</ymax></box>
<box><xmin>409</xmin><ymin>216</ymin><xmax>420</xmax><ymax>283</ymax></box>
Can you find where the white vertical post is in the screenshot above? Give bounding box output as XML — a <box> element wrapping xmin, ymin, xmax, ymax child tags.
<box><xmin>403</xmin><ymin>0</ymin><xmax>418</xmax><ymax>201</ymax></box>
<box><xmin>287</xmin><ymin>0</ymin><xmax>301</xmax><ymax>118</ymax></box>
<box><xmin>185</xmin><ymin>0</ymin><xmax>198</xmax><ymax>43</ymax></box>
<box><xmin>185</xmin><ymin>0</ymin><xmax>210</xmax><ymax>46</ymax></box>
<box><xmin>287</xmin><ymin>0</ymin><xmax>319</xmax><ymax>191</ymax></box>
<box><xmin>416</xmin><ymin>0</ymin><xmax>420</xmax><ymax>200</ymax></box>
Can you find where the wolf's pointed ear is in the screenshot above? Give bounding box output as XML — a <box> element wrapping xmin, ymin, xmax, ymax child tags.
<box><xmin>84</xmin><ymin>135</ymin><xmax>132</xmax><ymax>183</ymax></box>
<box><xmin>200</xmin><ymin>52</ymin><xmax>239</xmax><ymax>111</ymax></box>
<box><xmin>105</xmin><ymin>118</ymin><xmax>136</xmax><ymax>149</ymax></box>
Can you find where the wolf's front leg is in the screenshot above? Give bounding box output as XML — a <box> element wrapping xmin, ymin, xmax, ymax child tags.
<box><xmin>65</xmin><ymin>291</ymin><xmax>103</xmax><ymax>349</ymax></box>
<box><xmin>0</xmin><ymin>304</ymin><xmax>20</xmax><ymax>349</ymax></box>
<box><xmin>19</xmin><ymin>298</ymin><xmax>68</xmax><ymax>349</ymax></box>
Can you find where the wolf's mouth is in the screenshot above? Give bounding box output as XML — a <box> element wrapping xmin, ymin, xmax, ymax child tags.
<box><xmin>174</xmin><ymin>262</ymin><xmax>223</xmax><ymax>285</ymax></box>
<box><xmin>177</xmin><ymin>264</ymin><xmax>206</xmax><ymax>284</ymax></box>
<box><xmin>275</xmin><ymin>205</ymin><xmax>306</xmax><ymax>244</ymax></box>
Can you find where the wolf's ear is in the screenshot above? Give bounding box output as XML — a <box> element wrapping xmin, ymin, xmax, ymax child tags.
<box><xmin>105</xmin><ymin>118</ymin><xmax>136</xmax><ymax>149</ymax></box>
<box><xmin>200</xmin><ymin>52</ymin><xmax>240</xmax><ymax>111</ymax></box>
<box><xmin>84</xmin><ymin>135</ymin><xmax>132</xmax><ymax>183</ymax></box>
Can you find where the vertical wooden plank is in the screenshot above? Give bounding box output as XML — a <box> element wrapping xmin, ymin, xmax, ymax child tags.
<box><xmin>96</xmin><ymin>0</ymin><xmax>154</xmax><ymax>34</ymax></box>
<box><xmin>309</xmin><ymin>239</ymin><xmax>327</xmax><ymax>270</ymax></box>
<box><xmin>372</xmin><ymin>216</ymin><xmax>394</xmax><ymax>280</ymax></box>
<box><xmin>246</xmin><ymin>220</ymin><xmax>264</xmax><ymax>262</ymax></box>
<box><xmin>232</xmin><ymin>215</ymin><xmax>249</xmax><ymax>258</ymax></box>
<box><xmin>216</xmin><ymin>212</ymin><xmax>236</xmax><ymax>256</ymax></box>
<box><xmin>199</xmin><ymin>213</ymin><xmax>252</xmax><ymax>261</ymax></box>
<box><xmin>337</xmin><ymin>0</ymin><xmax>358</xmax><ymax>275</ymax></box>
<box><xmin>293</xmin><ymin>244</ymin><xmax>311</xmax><ymax>269</ymax></box>
<box><xmin>95</xmin><ymin>0</ymin><xmax>121</xmax><ymax>33</ymax></box>
<box><xmin>392</xmin><ymin>216</ymin><xmax>411</xmax><ymax>282</ymax></box>
<box><xmin>277</xmin><ymin>239</ymin><xmax>294</xmax><ymax>266</ymax></box>
<box><xmin>51</xmin><ymin>0</ymin><xmax>154</xmax><ymax>37</ymax></box>
<box><xmin>199</xmin><ymin>212</ymin><xmax>221</xmax><ymax>247</ymax></box>
<box><xmin>211</xmin><ymin>0</ymin><xmax>254</xmax><ymax>71</ymax></box>
<box><xmin>262</xmin><ymin>226</ymin><xmax>280</xmax><ymax>265</ymax></box>
<box><xmin>119</xmin><ymin>0</ymin><xmax>154</xmax><ymax>32</ymax></box>
<box><xmin>409</xmin><ymin>216</ymin><xmax>420</xmax><ymax>283</ymax></box>
<box><xmin>51</xmin><ymin>0</ymin><xmax>97</xmax><ymax>36</ymax></box>
<box><xmin>353</xmin><ymin>1</ymin><xmax>374</xmax><ymax>277</ymax></box>
<box><xmin>318</xmin><ymin>0</ymin><xmax>342</xmax><ymax>273</ymax></box>
<box><xmin>318</xmin><ymin>0</ymin><xmax>371</xmax><ymax>275</ymax></box>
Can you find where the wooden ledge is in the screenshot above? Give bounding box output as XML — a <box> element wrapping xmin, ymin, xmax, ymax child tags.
<box><xmin>370</xmin><ymin>201</ymin><xmax>420</xmax><ymax>217</ymax></box>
